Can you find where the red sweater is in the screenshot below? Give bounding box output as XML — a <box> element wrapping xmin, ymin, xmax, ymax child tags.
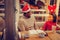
<box><xmin>43</xmin><ymin>21</ymin><xmax>60</xmax><ymax>31</ymax></box>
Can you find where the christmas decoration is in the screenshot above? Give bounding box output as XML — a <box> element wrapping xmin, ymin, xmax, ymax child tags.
<box><xmin>48</xmin><ymin>4</ymin><xmax>56</xmax><ymax>14</ymax></box>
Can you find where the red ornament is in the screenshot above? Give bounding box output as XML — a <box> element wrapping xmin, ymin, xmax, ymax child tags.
<box><xmin>48</xmin><ymin>4</ymin><xmax>56</xmax><ymax>14</ymax></box>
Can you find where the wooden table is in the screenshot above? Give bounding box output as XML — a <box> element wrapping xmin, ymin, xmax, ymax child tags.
<box><xmin>19</xmin><ymin>31</ymin><xmax>60</xmax><ymax>40</ymax></box>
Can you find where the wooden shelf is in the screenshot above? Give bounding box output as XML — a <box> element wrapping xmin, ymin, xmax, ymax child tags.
<box><xmin>0</xmin><ymin>8</ymin><xmax>5</xmax><ymax>11</ymax></box>
<box><xmin>31</xmin><ymin>9</ymin><xmax>46</xmax><ymax>12</ymax></box>
<box><xmin>19</xmin><ymin>14</ymin><xmax>49</xmax><ymax>16</ymax></box>
<box><xmin>20</xmin><ymin>9</ymin><xmax>46</xmax><ymax>12</ymax></box>
<box><xmin>32</xmin><ymin>14</ymin><xmax>49</xmax><ymax>16</ymax></box>
<box><xmin>0</xmin><ymin>1</ymin><xmax>5</xmax><ymax>17</ymax></box>
<box><xmin>0</xmin><ymin>3</ymin><xmax>4</xmax><ymax>5</ymax></box>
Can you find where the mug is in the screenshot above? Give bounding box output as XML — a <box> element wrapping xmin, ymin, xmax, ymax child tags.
<box><xmin>52</xmin><ymin>25</ymin><xmax>56</xmax><ymax>33</ymax></box>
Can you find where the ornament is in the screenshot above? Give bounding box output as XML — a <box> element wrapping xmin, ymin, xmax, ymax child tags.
<box><xmin>48</xmin><ymin>4</ymin><xmax>56</xmax><ymax>13</ymax></box>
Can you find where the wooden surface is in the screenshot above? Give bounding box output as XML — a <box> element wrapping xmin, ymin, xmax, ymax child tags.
<box><xmin>47</xmin><ymin>32</ymin><xmax>60</xmax><ymax>40</ymax></box>
<box><xmin>19</xmin><ymin>31</ymin><xmax>60</xmax><ymax>40</ymax></box>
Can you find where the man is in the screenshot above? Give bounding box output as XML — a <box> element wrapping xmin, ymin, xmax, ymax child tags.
<box><xmin>18</xmin><ymin>3</ymin><xmax>38</xmax><ymax>31</ymax></box>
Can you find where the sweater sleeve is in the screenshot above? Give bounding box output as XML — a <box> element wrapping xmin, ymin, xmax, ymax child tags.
<box><xmin>42</xmin><ymin>22</ymin><xmax>47</xmax><ymax>31</ymax></box>
<box><xmin>34</xmin><ymin>20</ymin><xmax>39</xmax><ymax>30</ymax></box>
<box><xmin>33</xmin><ymin>16</ymin><xmax>39</xmax><ymax>30</ymax></box>
<box><xmin>18</xmin><ymin>19</ymin><xmax>25</xmax><ymax>31</ymax></box>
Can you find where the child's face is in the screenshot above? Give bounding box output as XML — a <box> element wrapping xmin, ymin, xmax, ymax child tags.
<box><xmin>48</xmin><ymin>15</ymin><xmax>53</xmax><ymax>21</ymax></box>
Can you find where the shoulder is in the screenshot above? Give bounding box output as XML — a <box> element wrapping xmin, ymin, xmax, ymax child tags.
<box><xmin>31</xmin><ymin>15</ymin><xmax>35</xmax><ymax>19</ymax></box>
<box><xmin>18</xmin><ymin>16</ymin><xmax>25</xmax><ymax>23</ymax></box>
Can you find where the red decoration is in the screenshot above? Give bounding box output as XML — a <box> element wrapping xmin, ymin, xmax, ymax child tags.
<box><xmin>48</xmin><ymin>4</ymin><xmax>56</xmax><ymax>14</ymax></box>
<box><xmin>22</xmin><ymin>3</ymin><xmax>30</xmax><ymax>13</ymax></box>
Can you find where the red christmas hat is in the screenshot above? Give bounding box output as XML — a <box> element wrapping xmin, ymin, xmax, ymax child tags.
<box><xmin>22</xmin><ymin>3</ymin><xmax>30</xmax><ymax>13</ymax></box>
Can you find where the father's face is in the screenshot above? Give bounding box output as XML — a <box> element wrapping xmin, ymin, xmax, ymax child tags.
<box><xmin>25</xmin><ymin>12</ymin><xmax>32</xmax><ymax>18</ymax></box>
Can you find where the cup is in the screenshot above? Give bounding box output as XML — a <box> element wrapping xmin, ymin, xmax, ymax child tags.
<box><xmin>52</xmin><ymin>25</ymin><xmax>56</xmax><ymax>33</ymax></box>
